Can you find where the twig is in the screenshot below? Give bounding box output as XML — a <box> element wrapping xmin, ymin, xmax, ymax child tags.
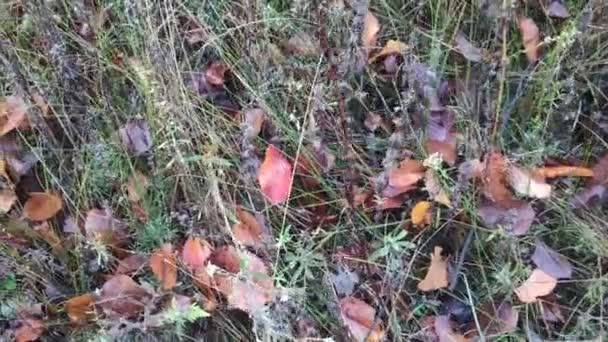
<box><xmin>448</xmin><ymin>227</ymin><xmax>475</xmax><ymax>291</ymax></box>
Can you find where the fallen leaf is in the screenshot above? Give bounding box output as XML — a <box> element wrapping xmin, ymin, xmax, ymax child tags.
<box><xmin>181</xmin><ymin>237</ymin><xmax>213</xmax><ymax>272</ymax></box>
<box><xmin>340</xmin><ymin>296</ymin><xmax>384</xmax><ymax>342</ymax></box>
<box><xmin>0</xmin><ymin>95</ymin><xmax>29</xmax><ymax>136</ymax></box>
<box><xmin>435</xmin><ymin>315</ymin><xmax>469</xmax><ymax>342</ymax></box>
<box><xmin>458</xmin><ymin>159</ymin><xmax>484</xmax><ymax>182</ymax></box>
<box><xmin>535</xmin><ymin>166</ymin><xmax>593</xmax><ymax>178</ymax></box>
<box><xmin>99</xmin><ymin>275</ymin><xmax>150</xmax><ymax>317</ymax></box>
<box><xmin>14</xmin><ymin>318</ymin><xmax>44</xmax><ymax>342</ymax></box>
<box><xmin>425</xmin><ymin>169</ymin><xmax>452</xmax><ymax>207</ymax></box>
<box><xmin>482</xmin><ymin>152</ymin><xmax>514</xmax><ymax>205</ymax></box>
<box><xmin>119</xmin><ymin>120</ymin><xmax>152</xmax><ymax>156</ymax></box>
<box><xmin>370</xmin><ymin>39</ymin><xmax>409</xmax><ymax>63</ymax></box>
<box><xmin>227</xmin><ymin>279</ymin><xmax>274</xmax><ymax>313</ymax></box>
<box><xmin>205</xmin><ymin>61</ymin><xmax>229</xmax><ymax>87</ymax></box>
<box><xmin>507</xmin><ymin>165</ymin><xmax>552</xmax><ymax>199</ymax></box>
<box><xmin>519</xmin><ymin>16</ymin><xmax>541</xmax><ymax>63</ymax></box>
<box><xmin>376</xmin><ymin>195</ymin><xmax>406</xmax><ymax>210</ymax></box>
<box><xmin>243</xmin><ymin>108</ymin><xmax>266</xmax><ymax>139</ymax></box>
<box><xmin>23</xmin><ymin>192</ymin><xmax>62</xmax><ymax>221</ymax></box>
<box><xmin>258</xmin><ymin>145</ymin><xmax>293</xmax><ymax>205</ymax></box>
<box><xmin>546</xmin><ymin>0</ymin><xmax>569</xmax><ymax>18</ymax></box>
<box><xmin>531</xmin><ymin>240</ymin><xmax>572</xmax><ymax>279</ymax></box>
<box><xmin>362</xmin><ymin>12</ymin><xmax>380</xmax><ymax>52</ymax></box>
<box><xmin>387</xmin><ymin>159</ymin><xmax>426</xmax><ymax>193</ymax></box>
<box><xmin>474</xmin><ymin>301</ymin><xmax>519</xmax><ymax>336</ymax></box>
<box><xmin>65</xmin><ymin>293</ymin><xmax>96</xmax><ymax>324</ymax></box>
<box><xmin>411</xmin><ymin>201</ymin><xmax>432</xmax><ymax>226</ymax></box>
<box><xmin>232</xmin><ymin>207</ymin><xmax>264</xmax><ymax>246</ymax></box>
<box><xmin>426</xmin><ymin>109</ymin><xmax>458</xmax><ymax>165</ymax></box>
<box><xmin>0</xmin><ymin>188</ymin><xmax>17</xmax><ymax>213</ymax></box>
<box><xmin>477</xmin><ymin>200</ymin><xmax>535</xmax><ymax>236</ymax></box>
<box><xmin>114</xmin><ymin>254</ymin><xmax>149</xmax><ymax>275</ymax></box>
<box><xmin>150</xmin><ymin>243</ymin><xmax>178</xmax><ymax>290</ymax></box>
<box><xmin>418</xmin><ymin>246</ymin><xmax>449</xmax><ymax>291</ymax></box>
<box><xmin>33</xmin><ymin>221</ymin><xmax>62</xmax><ymax>250</ymax></box>
<box><xmin>210</xmin><ymin>245</ymin><xmax>241</xmax><ymax>273</ymax></box>
<box><xmin>284</xmin><ymin>31</ymin><xmax>321</xmax><ymax>57</ymax></box>
<box><xmin>515</xmin><ymin>269</ymin><xmax>557</xmax><ymax>303</ymax></box>
<box><xmin>126</xmin><ymin>171</ymin><xmax>149</xmax><ymax>203</ymax></box>
<box><xmin>455</xmin><ymin>33</ymin><xmax>483</xmax><ymax>62</ymax></box>
<box><xmin>62</xmin><ymin>216</ymin><xmax>81</xmax><ymax>234</ymax></box>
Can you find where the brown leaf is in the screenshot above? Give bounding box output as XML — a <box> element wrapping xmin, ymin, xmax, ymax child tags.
<box><xmin>181</xmin><ymin>237</ymin><xmax>213</xmax><ymax>272</ymax></box>
<box><xmin>15</xmin><ymin>318</ymin><xmax>44</xmax><ymax>342</ymax></box>
<box><xmin>243</xmin><ymin>108</ymin><xmax>266</xmax><ymax>139</ymax></box>
<box><xmin>99</xmin><ymin>275</ymin><xmax>150</xmax><ymax>317</ymax></box>
<box><xmin>258</xmin><ymin>145</ymin><xmax>293</xmax><ymax>205</ymax></box>
<box><xmin>119</xmin><ymin>120</ymin><xmax>152</xmax><ymax>156</ymax></box>
<box><xmin>370</xmin><ymin>40</ymin><xmax>409</xmax><ymax>63</ymax></box>
<box><xmin>519</xmin><ymin>16</ymin><xmax>541</xmax><ymax>63</ymax></box>
<box><xmin>434</xmin><ymin>316</ymin><xmax>470</xmax><ymax>342</ymax></box>
<box><xmin>362</xmin><ymin>12</ymin><xmax>380</xmax><ymax>52</ymax></box>
<box><xmin>425</xmin><ymin>169</ymin><xmax>452</xmax><ymax>207</ymax></box>
<box><xmin>233</xmin><ymin>207</ymin><xmax>264</xmax><ymax>246</ymax></box>
<box><xmin>226</xmin><ymin>279</ymin><xmax>274</xmax><ymax>313</ymax></box>
<box><xmin>210</xmin><ymin>245</ymin><xmax>241</xmax><ymax>273</ymax></box>
<box><xmin>23</xmin><ymin>192</ymin><xmax>62</xmax><ymax>221</ymax></box>
<box><xmin>387</xmin><ymin>159</ymin><xmax>426</xmax><ymax>194</ymax></box>
<box><xmin>482</xmin><ymin>152</ymin><xmax>514</xmax><ymax>205</ymax></box>
<box><xmin>84</xmin><ymin>208</ymin><xmax>127</xmax><ymax>245</ymax></box>
<box><xmin>531</xmin><ymin>240</ymin><xmax>572</xmax><ymax>279</ymax></box>
<box><xmin>114</xmin><ymin>254</ymin><xmax>149</xmax><ymax>275</ymax></box>
<box><xmin>0</xmin><ymin>95</ymin><xmax>29</xmax><ymax>136</ymax></box>
<box><xmin>535</xmin><ymin>165</ymin><xmax>593</xmax><ymax>178</ymax></box>
<box><xmin>65</xmin><ymin>293</ymin><xmax>96</xmax><ymax>324</ymax></box>
<box><xmin>546</xmin><ymin>0</ymin><xmax>569</xmax><ymax>18</ymax></box>
<box><xmin>340</xmin><ymin>296</ymin><xmax>384</xmax><ymax>342</ymax></box>
<box><xmin>205</xmin><ymin>62</ymin><xmax>229</xmax><ymax>87</ymax></box>
<box><xmin>426</xmin><ymin>109</ymin><xmax>458</xmax><ymax>165</ymax></box>
<box><xmin>477</xmin><ymin>200</ymin><xmax>535</xmax><ymax>236</ymax></box>
<box><xmin>0</xmin><ymin>188</ymin><xmax>17</xmax><ymax>213</ymax></box>
<box><xmin>507</xmin><ymin>165</ymin><xmax>552</xmax><ymax>199</ymax></box>
<box><xmin>126</xmin><ymin>171</ymin><xmax>149</xmax><ymax>203</ymax></box>
<box><xmin>418</xmin><ymin>246</ymin><xmax>449</xmax><ymax>291</ymax></box>
<box><xmin>515</xmin><ymin>269</ymin><xmax>557</xmax><ymax>303</ymax></box>
<box><xmin>150</xmin><ymin>243</ymin><xmax>178</xmax><ymax>290</ymax></box>
<box><xmin>411</xmin><ymin>201</ymin><xmax>432</xmax><ymax>226</ymax></box>
<box><xmin>33</xmin><ymin>221</ymin><xmax>62</xmax><ymax>250</ymax></box>
<box><xmin>455</xmin><ymin>33</ymin><xmax>483</xmax><ymax>62</ymax></box>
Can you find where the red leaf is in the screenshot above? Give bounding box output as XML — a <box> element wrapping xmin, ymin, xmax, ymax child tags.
<box><xmin>258</xmin><ymin>145</ymin><xmax>293</xmax><ymax>205</ymax></box>
<box><xmin>181</xmin><ymin>237</ymin><xmax>213</xmax><ymax>272</ymax></box>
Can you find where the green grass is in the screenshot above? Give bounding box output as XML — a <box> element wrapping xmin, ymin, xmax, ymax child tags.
<box><xmin>1</xmin><ymin>0</ymin><xmax>608</xmax><ymax>340</ymax></box>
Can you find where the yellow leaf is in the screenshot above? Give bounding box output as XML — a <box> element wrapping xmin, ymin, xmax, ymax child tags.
<box><xmin>370</xmin><ymin>40</ymin><xmax>409</xmax><ymax>63</ymax></box>
<box><xmin>411</xmin><ymin>201</ymin><xmax>432</xmax><ymax>226</ymax></box>
<box><xmin>418</xmin><ymin>246</ymin><xmax>449</xmax><ymax>291</ymax></box>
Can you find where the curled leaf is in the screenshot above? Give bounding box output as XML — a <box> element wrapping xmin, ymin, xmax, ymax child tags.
<box><xmin>181</xmin><ymin>237</ymin><xmax>213</xmax><ymax>272</ymax></box>
<box><xmin>425</xmin><ymin>169</ymin><xmax>452</xmax><ymax>207</ymax></box>
<box><xmin>23</xmin><ymin>192</ymin><xmax>62</xmax><ymax>221</ymax></box>
<box><xmin>370</xmin><ymin>40</ymin><xmax>409</xmax><ymax>63</ymax></box>
<box><xmin>258</xmin><ymin>145</ymin><xmax>293</xmax><ymax>205</ymax></box>
<box><xmin>84</xmin><ymin>208</ymin><xmax>127</xmax><ymax>245</ymax></box>
<box><xmin>531</xmin><ymin>240</ymin><xmax>572</xmax><ymax>279</ymax></box>
<box><xmin>65</xmin><ymin>294</ymin><xmax>96</xmax><ymax>324</ymax></box>
<box><xmin>507</xmin><ymin>165</ymin><xmax>552</xmax><ymax>199</ymax></box>
<box><xmin>519</xmin><ymin>16</ymin><xmax>541</xmax><ymax>63</ymax></box>
<box><xmin>418</xmin><ymin>246</ymin><xmax>449</xmax><ymax>291</ymax></box>
<box><xmin>515</xmin><ymin>269</ymin><xmax>557</xmax><ymax>303</ymax></box>
<box><xmin>243</xmin><ymin>108</ymin><xmax>266</xmax><ymax>139</ymax></box>
<box><xmin>150</xmin><ymin>243</ymin><xmax>178</xmax><ymax>290</ymax></box>
<box><xmin>535</xmin><ymin>166</ymin><xmax>593</xmax><ymax>178</ymax></box>
<box><xmin>340</xmin><ymin>296</ymin><xmax>384</xmax><ymax>342</ymax></box>
<box><xmin>482</xmin><ymin>152</ymin><xmax>514</xmax><ymax>205</ymax></box>
<box><xmin>411</xmin><ymin>201</ymin><xmax>432</xmax><ymax>226</ymax></box>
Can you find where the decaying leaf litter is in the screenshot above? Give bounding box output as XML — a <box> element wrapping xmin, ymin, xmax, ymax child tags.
<box><xmin>1</xmin><ymin>0</ymin><xmax>608</xmax><ymax>340</ymax></box>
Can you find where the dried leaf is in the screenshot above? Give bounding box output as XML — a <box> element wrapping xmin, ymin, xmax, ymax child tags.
<box><xmin>243</xmin><ymin>108</ymin><xmax>266</xmax><ymax>139</ymax></box>
<box><xmin>388</xmin><ymin>159</ymin><xmax>426</xmax><ymax>191</ymax></box>
<box><xmin>519</xmin><ymin>16</ymin><xmax>541</xmax><ymax>63</ymax></box>
<box><xmin>455</xmin><ymin>33</ymin><xmax>483</xmax><ymax>62</ymax></box>
<box><xmin>477</xmin><ymin>200</ymin><xmax>535</xmax><ymax>236</ymax></box>
<box><xmin>33</xmin><ymin>221</ymin><xmax>62</xmax><ymax>250</ymax></box>
<box><xmin>150</xmin><ymin>243</ymin><xmax>178</xmax><ymax>290</ymax></box>
<box><xmin>23</xmin><ymin>192</ymin><xmax>62</xmax><ymax>221</ymax></box>
<box><xmin>418</xmin><ymin>246</ymin><xmax>449</xmax><ymax>291</ymax></box>
<box><xmin>435</xmin><ymin>316</ymin><xmax>470</xmax><ymax>342</ymax></box>
<box><xmin>258</xmin><ymin>145</ymin><xmax>293</xmax><ymax>205</ymax></box>
<box><xmin>205</xmin><ymin>61</ymin><xmax>229</xmax><ymax>87</ymax></box>
<box><xmin>65</xmin><ymin>294</ymin><xmax>96</xmax><ymax>324</ymax></box>
<box><xmin>507</xmin><ymin>165</ymin><xmax>552</xmax><ymax>199</ymax></box>
<box><xmin>535</xmin><ymin>166</ymin><xmax>593</xmax><ymax>178</ymax></box>
<box><xmin>425</xmin><ymin>169</ymin><xmax>451</xmax><ymax>207</ymax></box>
<box><xmin>370</xmin><ymin>39</ymin><xmax>409</xmax><ymax>63</ymax></box>
<box><xmin>99</xmin><ymin>275</ymin><xmax>150</xmax><ymax>317</ymax></box>
<box><xmin>340</xmin><ymin>296</ymin><xmax>384</xmax><ymax>342</ymax></box>
<box><xmin>84</xmin><ymin>208</ymin><xmax>127</xmax><ymax>245</ymax></box>
<box><xmin>181</xmin><ymin>237</ymin><xmax>213</xmax><ymax>272</ymax></box>
<box><xmin>426</xmin><ymin>109</ymin><xmax>458</xmax><ymax>165</ymax></box>
<box><xmin>233</xmin><ymin>207</ymin><xmax>264</xmax><ymax>246</ymax></box>
<box><xmin>0</xmin><ymin>188</ymin><xmax>17</xmax><ymax>213</ymax></box>
<box><xmin>531</xmin><ymin>240</ymin><xmax>572</xmax><ymax>279</ymax></box>
<box><xmin>411</xmin><ymin>201</ymin><xmax>432</xmax><ymax>226</ymax></box>
<box><xmin>227</xmin><ymin>279</ymin><xmax>274</xmax><ymax>313</ymax></box>
<box><xmin>515</xmin><ymin>269</ymin><xmax>557</xmax><ymax>303</ymax></box>
<box><xmin>0</xmin><ymin>95</ymin><xmax>29</xmax><ymax>136</ymax></box>
<box><xmin>482</xmin><ymin>152</ymin><xmax>514</xmax><ymax>205</ymax></box>
<box><xmin>114</xmin><ymin>254</ymin><xmax>148</xmax><ymax>275</ymax></box>
<box><xmin>210</xmin><ymin>245</ymin><xmax>241</xmax><ymax>273</ymax></box>
<box><xmin>547</xmin><ymin>0</ymin><xmax>569</xmax><ymax>18</ymax></box>
<box><xmin>284</xmin><ymin>31</ymin><xmax>321</xmax><ymax>57</ymax></box>
<box><xmin>458</xmin><ymin>159</ymin><xmax>484</xmax><ymax>182</ymax></box>
<box><xmin>14</xmin><ymin>318</ymin><xmax>44</xmax><ymax>342</ymax></box>
<box><xmin>119</xmin><ymin>120</ymin><xmax>152</xmax><ymax>156</ymax></box>
<box><xmin>362</xmin><ymin>12</ymin><xmax>380</xmax><ymax>52</ymax></box>
<box><xmin>126</xmin><ymin>171</ymin><xmax>149</xmax><ymax>203</ymax></box>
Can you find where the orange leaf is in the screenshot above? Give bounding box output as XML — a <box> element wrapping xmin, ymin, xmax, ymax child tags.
<box><xmin>515</xmin><ymin>269</ymin><xmax>557</xmax><ymax>303</ymax></box>
<box><xmin>232</xmin><ymin>207</ymin><xmax>264</xmax><ymax>246</ymax></box>
<box><xmin>535</xmin><ymin>166</ymin><xmax>594</xmax><ymax>178</ymax></box>
<box><xmin>387</xmin><ymin>159</ymin><xmax>426</xmax><ymax>195</ymax></box>
<box><xmin>15</xmin><ymin>318</ymin><xmax>44</xmax><ymax>342</ymax></box>
<box><xmin>0</xmin><ymin>95</ymin><xmax>29</xmax><ymax>136</ymax></box>
<box><xmin>519</xmin><ymin>16</ymin><xmax>540</xmax><ymax>63</ymax></box>
<box><xmin>181</xmin><ymin>237</ymin><xmax>212</xmax><ymax>272</ymax></box>
<box><xmin>482</xmin><ymin>152</ymin><xmax>514</xmax><ymax>206</ymax></box>
<box><xmin>370</xmin><ymin>40</ymin><xmax>409</xmax><ymax>63</ymax></box>
<box><xmin>411</xmin><ymin>201</ymin><xmax>432</xmax><ymax>226</ymax></box>
<box><xmin>258</xmin><ymin>145</ymin><xmax>293</xmax><ymax>205</ymax></box>
<box><xmin>418</xmin><ymin>246</ymin><xmax>449</xmax><ymax>291</ymax></box>
<box><xmin>150</xmin><ymin>243</ymin><xmax>178</xmax><ymax>290</ymax></box>
<box><xmin>340</xmin><ymin>296</ymin><xmax>384</xmax><ymax>342</ymax></box>
<box><xmin>23</xmin><ymin>192</ymin><xmax>62</xmax><ymax>221</ymax></box>
<box><xmin>65</xmin><ymin>293</ymin><xmax>96</xmax><ymax>324</ymax></box>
